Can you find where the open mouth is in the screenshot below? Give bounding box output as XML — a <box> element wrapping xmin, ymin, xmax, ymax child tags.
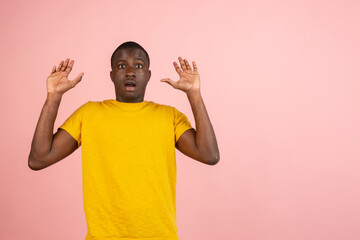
<box><xmin>124</xmin><ymin>81</ymin><xmax>137</xmax><ymax>91</ymax></box>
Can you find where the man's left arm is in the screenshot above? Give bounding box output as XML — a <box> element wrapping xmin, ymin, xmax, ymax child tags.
<box><xmin>161</xmin><ymin>57</ymin><xmax>220</xmax><ymax>165</ymax></box>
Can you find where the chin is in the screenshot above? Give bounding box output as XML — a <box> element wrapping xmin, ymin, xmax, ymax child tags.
<box><xmin>119</xmin><ymin>92</ymin><xmax>144</xmax><ymax>102</ymax></box>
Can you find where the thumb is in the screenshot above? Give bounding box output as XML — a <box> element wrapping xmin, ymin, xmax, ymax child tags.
<box><xmin>70</xmin><ymin>72</ymin><xmax>84</xmax><ymax>88</ymax></box>
<box><xmin>160</xmin><ymin>78</ymin><xmax>177</xmax><ymax>88</ymax></box>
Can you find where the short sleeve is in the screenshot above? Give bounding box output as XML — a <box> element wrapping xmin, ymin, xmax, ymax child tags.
<box><xmin>58</xmin><ymin>102</ymin><xmax>89</xmax><ymax>147</ymax></box>
<box><xmin>173</xmin><ymin>107</ymin><xmax>194</xmax><ymax>143</ymax></box>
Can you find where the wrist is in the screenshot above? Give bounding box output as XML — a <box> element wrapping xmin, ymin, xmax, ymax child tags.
<box><xmin>46</xmin><ymin>92</ymin><xmax>63</xmax><ymax>105</ymax></box>
<box><xmin>186</xmin><ymin>88</ymin><xmax>201</xmax><ymax>97</ymax></box>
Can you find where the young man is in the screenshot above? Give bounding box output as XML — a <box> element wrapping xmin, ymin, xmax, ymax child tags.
<box><xmin>28</xmin><ymin>41</ymin><xmax>219</xmax><ymax>240</ymax></box>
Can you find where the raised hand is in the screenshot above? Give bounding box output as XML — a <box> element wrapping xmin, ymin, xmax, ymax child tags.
<box><xmin>160</xmin><ymin>57</ymin><xmax>200</xmax><ymax>94</ymax></box>
<box><xmin>47</xmin><ymin>58</ymin><xmax>84</xmax><ymax>95</ymax></box>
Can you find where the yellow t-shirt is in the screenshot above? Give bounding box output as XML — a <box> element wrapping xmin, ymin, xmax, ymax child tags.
<box><xmin>59</xmin><ymin>99</ymin><xmax>193</xmax><ymax>240</ymax></box>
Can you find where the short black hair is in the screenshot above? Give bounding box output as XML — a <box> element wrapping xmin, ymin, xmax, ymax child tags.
<box><xmin>111</xmin><ymin>41</ymin><xmax>150</xmax><ymax>69</ymax></box>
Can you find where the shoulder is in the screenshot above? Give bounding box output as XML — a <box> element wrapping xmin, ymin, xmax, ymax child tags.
<box><xmin>146</xmin><ymin>101</ymin><xmax>190</xmax><ymax>123</ymax></box>
<box><xmin>82</xmin><ymin>100</ymin><xmax>108</xmax><ymax>109</ymax></box>
<box><xmin>145</xmin><ymin>101</ymin><xmax>178</xmax><ymax>114</ymax></box>
<box><xmin>70</xmin><ymin>100</ymin><xmax>104</xmax><ymax>116</ymax></box>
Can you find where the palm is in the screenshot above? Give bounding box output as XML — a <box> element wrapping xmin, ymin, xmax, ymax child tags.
<box><xmin>161</xmin><ymin>57</ymin><xmax>200</xmax><ymax>93</ymax></box>
<box><xmin>177</xmin><ymin>70</ymin><xmax>200</xmax><ymax>92</ymax></box>
<box><xmin>47</xmin><ymin>71</ymin><xmax>71</xmax><ymax>93</ymax></box>
<box><xmin>47</xmin><ymin>58</ymin><xmax>84</xmax><ymax>95</ymax></box>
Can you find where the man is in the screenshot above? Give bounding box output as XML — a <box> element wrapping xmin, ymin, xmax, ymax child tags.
<box><xmin>28</xmin><ymin>41</ymin><xmax>219</xmax><ymax>240</ymax></box>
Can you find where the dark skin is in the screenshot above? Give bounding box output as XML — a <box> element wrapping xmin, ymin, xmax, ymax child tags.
<box><xmin>28</xmin><ymin>48</ymin><xmax>219</xmax><ymax>170</ymax></box>
<box><xmin>110</xmin><ymin>48</ymin><xmax>151</xmax><ymax>103</ymax></box>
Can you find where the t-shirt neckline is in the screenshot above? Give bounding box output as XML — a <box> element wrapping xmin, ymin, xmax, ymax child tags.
<box><xmin>106</xmin><ymin>99</ymin><xmax>149</xmax><ymax>111</ymax></box>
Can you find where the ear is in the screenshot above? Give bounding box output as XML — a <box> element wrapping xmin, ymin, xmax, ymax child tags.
<box><xmin>110</xmin><ymin>70</ymin><xmax>113</xmax><ymax>82</ymax></box>
<box><xmin>148</xmin><ymin>70</ymin><xmax>151</xmax><ymax>82</ymax></box>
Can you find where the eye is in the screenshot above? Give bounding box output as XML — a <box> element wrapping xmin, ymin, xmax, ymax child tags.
<box><xmin>136</xmin><ymin>64</ymin><xmax>143</xmax><ymax>69</ymax></box>
<box><xmin>118</xmin><ymin>64</ymin><xmax>125</xmax><ymax>69</ymax></box>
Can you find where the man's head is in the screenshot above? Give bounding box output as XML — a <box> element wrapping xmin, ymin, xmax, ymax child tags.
<box><xmin>111</xmin><ymin>41</ymin><xmax>150</xmax><ymax>69</ymax></box>
<box><xmin>110</xmin><ymin>41</ymin><xmax>151</xmax><ymax>103</ymax></box>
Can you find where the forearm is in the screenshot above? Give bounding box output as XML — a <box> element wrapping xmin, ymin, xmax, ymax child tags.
<box><xmin>29</xmin><ymin>93</ymin><xmax>62</xmax><ymax>165</ymax></box>
<box><xmin>187</xmin><ymin>90</ymin><xmax>219</xmax><ymax>163</ymax></box>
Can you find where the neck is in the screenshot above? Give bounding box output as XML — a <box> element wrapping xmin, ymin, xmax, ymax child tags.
<box><xmin>115</xmin><ymin>95</ymin><xmax>144</xmax><ymax>103</ymax></box>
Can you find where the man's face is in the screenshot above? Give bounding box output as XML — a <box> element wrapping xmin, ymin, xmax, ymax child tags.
<box><xmin>110</xmin><ymin>48</ymin><xmax>151</xmax><ymax>103</ymax></box>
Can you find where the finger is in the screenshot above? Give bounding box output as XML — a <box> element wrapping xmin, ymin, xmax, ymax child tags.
<box><xmin>51</xmin><ymin>66</ymin><xmax>56</xmax><ymax>74</ymax></box>
<box><xmin>57</xmin><ymin>61</ymin><xmax>64</xmax><ymax>71</ymax></box>
<box><xmin>61</xmin><ymin>58</ymin><xmax>70</xmax><ymax>71</ymax></box>
<box><xmin>65</xmin><ymin>60</ymin><xmax>74</xmax><ymax>73</ymax></box>
<box><xmin>173</xmin><ymin>62</ymin><xmax>182</xmax><ymax>75</ymax></box>
<box><xmin>192</xmin><ymin>61</ymin><xmax>198</xmax><ymax>72</ymax></box>
<box><xmin>160</xmin><ymin>78</ymin><xmax>177</xmax><ymax>88</ymax></box>
<box><xmin>178</xmin><ymin>57</ymin><xmax>186</xmax><ymax>71</ymax></box>
<box><xmin>70</xmin><ymin>72</ymin><xmax>84</xmax><ymax>87</ymax></box>
<box><xmin>184</xmin><ymin>59</ymin><xmax>192</xmax><ymax>70</ymax></box>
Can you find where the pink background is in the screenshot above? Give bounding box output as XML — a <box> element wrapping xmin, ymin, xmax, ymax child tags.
<box><xmin>1</xmin><ymin>0</ymin><xmax>360</xmax><ymax>239</ymax></box>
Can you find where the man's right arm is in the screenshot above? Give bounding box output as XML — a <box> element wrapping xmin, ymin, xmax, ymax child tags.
<box><xmin>28</xmin><ymin>58</ymin><xmax>84</xmax><ymax>171</ymax></box>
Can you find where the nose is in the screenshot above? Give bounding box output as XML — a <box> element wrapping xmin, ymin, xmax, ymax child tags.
<box><xmin>125</xmin><ymin>66</ymin><xmax>135</xmax><ymax>78</ymax></box>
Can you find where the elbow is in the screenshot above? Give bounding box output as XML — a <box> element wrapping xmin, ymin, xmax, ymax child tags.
<box><xmin>28</xmin><ymin>163</ymin><xmax>42</xmax><ymax>171</ymax></box>
<box><xmin>209</xmin><ymin>154</ymin><xmax>220</xmax><ymax>165</ymax></box>
<box><xmin>203</xmin><ymin>152</ymin><xmax>220</xmax><ymax>166</ymax></box>
<box><xmin>28</xmin><ymin>153</ymin><xmax>45</xmax><ymax>171</ymax></box>
<box><xmin>28</xmin><ymin>157</ymin><xmax>39</xmax><ymax>171</ymax></box>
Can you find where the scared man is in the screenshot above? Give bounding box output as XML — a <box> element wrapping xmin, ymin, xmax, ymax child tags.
<box><xmin>28</xmin><ymin>41</ymin><xmax>219</xmax><ymax>240</ymax></box>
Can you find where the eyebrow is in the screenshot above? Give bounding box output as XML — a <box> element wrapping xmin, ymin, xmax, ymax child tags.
<box><xmin>135</xmin><ymin>58</ymin><xmax>145</xmax><ymax>62</ymax></box>
<box><xmin>116</xmin><ymin>58</ymin><xmax>145</xmax><ymax>63</ymax></box>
